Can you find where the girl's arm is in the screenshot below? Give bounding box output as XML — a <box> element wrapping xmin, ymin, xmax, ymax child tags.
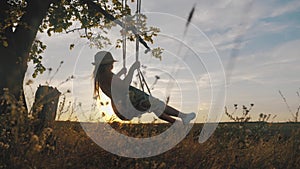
<box><xmin>116</xmin><ymin>67</ymin><xmax>127</xmax><ymax>77</ymax></box>
<box><xmin>111</xmin><ymin>61</ymin><xmax>140</xmax><ymax>91</ymax></box>
<box><xmin>123</xmin><ymin>61</ymin><xmax>140</xmax><ymax>86</ymax></box>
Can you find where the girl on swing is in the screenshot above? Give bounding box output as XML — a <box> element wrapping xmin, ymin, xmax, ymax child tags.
<box><xmin>93</xmin><ymin>51</ymin><xmax>196</xmax><ymax>124</ymax></box>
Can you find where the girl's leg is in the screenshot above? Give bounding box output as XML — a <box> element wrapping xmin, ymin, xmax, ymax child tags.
<box><xmin>156</xmin><ymin>105</ymin><xmax>186</xmax><ymax>123</ymax></box>
<box><xmin>163</xmin><ymin>105</ymin><xmax>180</xmax><ymax>117</ymax></box>
<box><xmin>144</xmin><ymin>94</ymin><xmax>195</xmax><ymax>124</ymax></box>
<box><xmin>158</xmin><ymin>113</ymin><xmax>176</xmax><ymax>123</ymax></box>
<box><xmin>158</xmin><ymin>106</ymin><xmax>195</xmax><ymax>124</ymax></box>
<box><xmin>163</xmin><ymin>105</ymin><xmax>196</xmax><ymax>124</ymax></box>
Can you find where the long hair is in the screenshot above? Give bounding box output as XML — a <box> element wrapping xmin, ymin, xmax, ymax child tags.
<box><xmin>93</xmin><ymin>63</ymin><xmax>111</xmax><ymax>98</ymax></box>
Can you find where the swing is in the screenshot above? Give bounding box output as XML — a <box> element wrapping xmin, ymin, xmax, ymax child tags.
<box><xmin>121</xmin><ymin>0</ymin><xmax>150</xmax><ymax>92</ymax></box>
<box><xmin>116</xmin><ymin>0</ymin><xmax>155</xmax><ymax>120</ymax></box>
<box><xmin>92</xmin><ymin>1</ymin><xmax>196</xmax><ymax>124</ymax></box>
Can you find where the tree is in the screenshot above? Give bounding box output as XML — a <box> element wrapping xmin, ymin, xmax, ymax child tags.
<box><xmin>0</xmin><ymin>0</ymin><xmax>159</xmax><ymax>113</ymax></box>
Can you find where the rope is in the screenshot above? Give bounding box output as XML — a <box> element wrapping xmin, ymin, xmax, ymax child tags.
<box><xmin>122</xmin><ymin>0</ymin><xmax>127</xmax><ymax>74</ymax></box>
<box><xmin>135</xmin><ymin>0</ymin><xmax>143</xmax><ymax>90</ymax></box>
<box><xmin>135</xmin><ymin>0</ymin><xmax>141</xmax><ymax>62</ymax></box>
<box><xmin>120</xmin><ymin>0</ymin><xmax>151</xmax><ymax>100</ymax></box>
<box><xmin>135</xmin><ymin>0</ymin><xmax>151</xmax><ymax>97</ymax></box>
<box><xmin>138</xmin><ymin>69</ymin><xmax>151</xmax><ymax>95</ymax></box>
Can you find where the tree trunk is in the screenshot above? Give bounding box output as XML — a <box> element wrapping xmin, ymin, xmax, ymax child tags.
<box><xmin>0</xmin><ymin>40</ymin><xmax>28</xmax><ymax>114</ymax></box>
<box><xmin>0</xmin><ymin>0</ymin><xmax>52</xmax><ymax>114</ymax></box>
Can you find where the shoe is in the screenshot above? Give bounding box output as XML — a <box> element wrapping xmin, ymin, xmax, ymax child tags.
<box><xmin>181</xmin><ymin>112</ymin><xmax>196</xmax><ymax>125</ymax></box>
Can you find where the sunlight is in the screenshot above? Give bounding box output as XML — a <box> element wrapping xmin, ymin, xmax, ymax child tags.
<box><xmin>96</xmin><ymin>92</ymin><xmax>123</xmax><ymax>123</ymax></box>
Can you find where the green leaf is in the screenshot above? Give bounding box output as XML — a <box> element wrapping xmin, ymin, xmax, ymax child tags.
<box><xmin>69</xmin><ymin>44</ymin><xmax>75</xmax><ymax>50</ymax></box>
<box><xmin>47</xmin><ymin>28</ymin><xmax>52</xmax><ymax>36</ymax></box>
<box><xmin>2</xmin><ymin>41</ymin><xmax>8</xmax><ymax>47</ymax></box>
<box><xmin>55</xmin><ymin>26</ymin><xmax>63</xmax><ymax>33</ymax></box>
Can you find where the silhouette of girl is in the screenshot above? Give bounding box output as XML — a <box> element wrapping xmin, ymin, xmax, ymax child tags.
<box><xmin>93</xmin><ymin>51</ymin><xmax>195</xmax><ymax>124</ymax></box>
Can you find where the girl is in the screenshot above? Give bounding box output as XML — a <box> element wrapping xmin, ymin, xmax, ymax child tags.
<box><xmin>93</xmin><ymin>51</ymin><xmax>195</xmax><ymax>124</ymax></box>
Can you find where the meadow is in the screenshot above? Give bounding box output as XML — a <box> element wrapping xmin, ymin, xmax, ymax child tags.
<box><xmin>1</xmin><ymin>117</ymin><xmax>299</xmax><ymax>168</ymax></box>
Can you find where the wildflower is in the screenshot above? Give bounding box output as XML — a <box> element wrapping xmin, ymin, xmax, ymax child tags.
<box><xmin>33</xmin><ymin>144</ymin><xmax>42</xmax><ymax>152</ymax></box>
<box><xmin>31</xmin><ymin>135</ymin><xmax>39</xmax><ymax>143</ymax></box>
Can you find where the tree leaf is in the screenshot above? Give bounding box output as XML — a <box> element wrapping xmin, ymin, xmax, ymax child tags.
<box><xmin>69</xmin><ymin>44</ymin><xmax>75</xmax><ymax>50</ymax></box>
<box><xmin>2</xmin><ymin>41</ymin><xmax>8</xmax><ymax>47</ymax></box>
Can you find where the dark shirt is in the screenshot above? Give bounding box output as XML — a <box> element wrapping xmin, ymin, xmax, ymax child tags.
<box><xmin>98</xmin><ymin>71</ymin><xmax>129</xmax><ymax>120</ymax></box>
<box><xmin>98</xmin><ymin>71</ymin><xmax>114</xmax><ymax>98</ymax></box>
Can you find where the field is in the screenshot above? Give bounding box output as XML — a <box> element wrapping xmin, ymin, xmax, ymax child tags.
<box><xmin>1</xmin><ymin>120</ymin><xmax>299</xmax><ymax>169</ymax></box>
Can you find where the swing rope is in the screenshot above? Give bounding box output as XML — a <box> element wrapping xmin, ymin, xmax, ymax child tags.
<box><xmin>122</xmin><ymin>0</ymin><xmax>127</xmax><ymax>74</ymax></box>
<box><xmin>121</xmin><ymin>0</ymin><xmax>151</xmax><ymax>98</ymax></box>
<box><xmin>135</xmin><ymin>0</ymin><xmax>152</xmax><ymax>96</ymax></box>
<box><xmin>135</xmin><ymin>0</ymin><xmax>141</xmax><ymax>62</ymax></box>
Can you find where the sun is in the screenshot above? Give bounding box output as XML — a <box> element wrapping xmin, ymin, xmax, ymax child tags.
<box><xmin>96</xmin><ymin>93</ymin><xmax>123</xmax><ymax>123</ymax></box>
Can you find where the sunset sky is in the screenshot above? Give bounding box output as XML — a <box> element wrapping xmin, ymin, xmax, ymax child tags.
<box><xmin>25</xmin><ymin>0</ymin><xmax>300</xmax><ymax>123</ymax></box>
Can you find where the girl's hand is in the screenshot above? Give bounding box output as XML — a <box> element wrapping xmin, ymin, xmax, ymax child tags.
<box><xmin>116</xmin><ymin>67</ymin><xmax>127</xmax><ymax>77</ymax></box>
<box><xmin>132</xmin><ymin>61</ymin><xmax>140</xmax><ymax>70</ymax></box>
<box><xmin>119</xmin><ymin>67</ymin><xmax>127</xmax><ymax>75</ymax></box>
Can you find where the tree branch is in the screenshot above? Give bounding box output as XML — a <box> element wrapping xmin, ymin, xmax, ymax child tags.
<box><xmin>82</xmin><ymin>0</ymin><xmax>151</xmax><ymax>52</ymax></box>
<box><xmin>65</xmin><ymin>27</ymin><xmax>85</xmax><ymax>33</ymax></box>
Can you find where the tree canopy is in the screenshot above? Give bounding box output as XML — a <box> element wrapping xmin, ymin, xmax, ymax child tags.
<box><xmin>0</xmin><ymin>0</ymin><xmax>161</xmax><ymax>111</ymax></box>
<box><xmin>1</xmin><ymin>0</ymin><xmax>160</xmax><ymax>77</ymax></box>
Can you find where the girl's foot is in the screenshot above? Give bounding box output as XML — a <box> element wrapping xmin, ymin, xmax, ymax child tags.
<box><xmin>181</xmin><ymin>112</ymin><xmax>196</xmax><ymax>125</ymax></box>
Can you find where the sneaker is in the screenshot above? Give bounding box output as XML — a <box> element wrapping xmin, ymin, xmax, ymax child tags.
<box><xmin>181</xmin><ymin>112</ymin><xmax>196</xmax><ymax>125</ymax></box>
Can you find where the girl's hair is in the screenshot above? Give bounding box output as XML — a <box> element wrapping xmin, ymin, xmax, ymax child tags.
<box><xmin>93</xmin><ymin>63</ymin><xmax>111</xmax><ymax>98</ymax></box>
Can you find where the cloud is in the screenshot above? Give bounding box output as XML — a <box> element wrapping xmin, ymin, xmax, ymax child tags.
<box><xmin>228</xmin><ymin>39</ymin><xmax>300</xmax><ymax>86</ymax></box>
<box><xmin>189</xmin><ymin>0</ymin><xmax>300</xmax><ymax>53</ymax></box>
<box><xmin>269</xmin><ymin>0</ymin><xmax>300</xmax><ymax>17</ymax></box>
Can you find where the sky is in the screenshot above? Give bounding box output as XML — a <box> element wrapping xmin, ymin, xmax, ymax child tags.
<box><xmin>25</xmin><ymin>0</ymin><xmax>300</xmax><ymax>123</ymax></box>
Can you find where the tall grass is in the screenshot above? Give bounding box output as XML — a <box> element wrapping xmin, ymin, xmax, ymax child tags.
<box><xmin>279</xmin><ymin>90</ymin><xmax>299</xmax><ymax>122</ymax></box>
<box><xmin>0</xmin><ymin>89</ymin><xmax>55</xmax><ymax>168</ymax></box>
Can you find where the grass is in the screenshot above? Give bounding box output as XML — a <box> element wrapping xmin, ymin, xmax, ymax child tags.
<box><xmin>1</xmin><ymin>85</ymin><xmax>299</xmax><ymax>168</ymax></box>
<box><xmin>2</xmin><ymin>119</ymin><xmax>299</xmax><ymax>169</ymax></box>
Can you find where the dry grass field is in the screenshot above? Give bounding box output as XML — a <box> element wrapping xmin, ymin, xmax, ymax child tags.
<box><xmin>1</xmin><ymin>118</ymin><xmax>299</xmax><ymax>169</ymax></box>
